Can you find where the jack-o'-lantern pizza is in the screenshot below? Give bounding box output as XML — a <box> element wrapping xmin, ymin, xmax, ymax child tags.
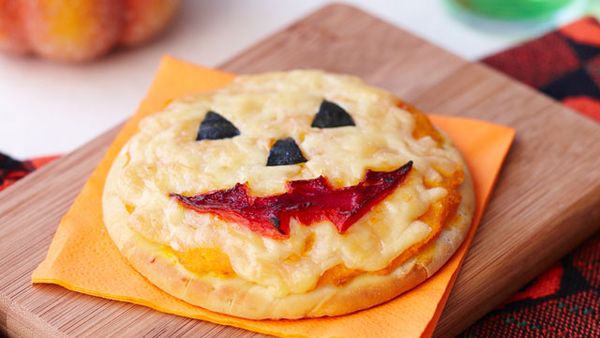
<box><xmin>102</xmin><ymin>70</ymin><xmax>475</xmax><ymax>319</ymax></box>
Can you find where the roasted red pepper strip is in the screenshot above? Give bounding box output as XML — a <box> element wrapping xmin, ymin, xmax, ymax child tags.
<box><xmin>171</xmin><ymin>161</ymin><xmax>413</xmax><ymax>239</ymax></box>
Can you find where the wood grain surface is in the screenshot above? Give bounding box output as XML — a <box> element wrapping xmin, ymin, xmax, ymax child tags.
<box><xmin>1</xmin><ymin>4</ymin><xmax>600</xmax><ymax>337</ymax></box>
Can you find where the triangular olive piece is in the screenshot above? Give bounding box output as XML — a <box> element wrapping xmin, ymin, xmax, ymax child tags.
<box><xmin>311</xmin><ymin>100</ymin><xmax>356</xmax><ymax>128</ymax></box>
<box><xmin>267</xmin><ymin>138</ymin><xmax>307</xmax><ymax>166</ymax></box>
<box><xmin>196</xmin><ymin>111</ymin><xmax>240</xmax><ymax>141</ymax></box>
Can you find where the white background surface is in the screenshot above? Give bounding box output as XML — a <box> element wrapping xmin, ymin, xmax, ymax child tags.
<box><xmin>0</xmin><ymin>0</ymin><xmax>590</xmax><ymax>158</ymax></box>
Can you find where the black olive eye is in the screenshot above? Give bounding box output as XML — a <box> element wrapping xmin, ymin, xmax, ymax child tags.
<box><xmin>267</xmin><ymin>138</ymin><xmax>307</xmax><ymax>166</ymax></box>
<box><xmin>311</xmin><ymin>100</ymin><xmax>356</xmax><ymax>128</ymax></box>
<box><xmin>196</xmin><ymin>111</ymin><xmax>240</xmax><ymax>141</ymax></box>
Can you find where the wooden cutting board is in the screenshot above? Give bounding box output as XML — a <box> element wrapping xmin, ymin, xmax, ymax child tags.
<box><xmin>1</xmin><ymin>4</ymin><xmax>600</xmax><ymax>337</ymax></box>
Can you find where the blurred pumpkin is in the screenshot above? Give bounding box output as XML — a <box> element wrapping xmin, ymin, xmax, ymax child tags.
<box><xmin>0</xmin><ymin>0</ymin><xmax>179</xmax><ymax>62</ymax></box>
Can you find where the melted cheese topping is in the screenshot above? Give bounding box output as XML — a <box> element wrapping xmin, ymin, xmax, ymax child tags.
<box><xmin>113</xmin><ymin>71</ymin><xmax>465</xmax><ymax>296</ymax></box>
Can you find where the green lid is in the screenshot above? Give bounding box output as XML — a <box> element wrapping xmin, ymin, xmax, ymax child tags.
<box><xmin>454</xmin><ymin>0</ymin><xmax>574</xmax><ymax>20</ymax></box>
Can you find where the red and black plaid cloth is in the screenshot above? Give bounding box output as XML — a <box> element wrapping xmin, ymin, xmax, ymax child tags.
<box><xmin>463</xmin><ymin>17</ymin><xmax>600</xmax><ymax>337</ymax></box>
<box><xmin>0</xmin><ymin>154</ymin><xmax>56</xmax><ymax>191</ymax></box>
<box><xmin>1</xmin><ymin>17</ymin><xmax>599</xmax><ymax>337</ymax></box>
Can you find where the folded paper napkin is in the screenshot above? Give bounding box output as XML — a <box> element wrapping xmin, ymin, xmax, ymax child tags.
<box><xmin>30</xmin><ymin>56</ymin><xmax>515</xmax><ymax>338</ymax></box>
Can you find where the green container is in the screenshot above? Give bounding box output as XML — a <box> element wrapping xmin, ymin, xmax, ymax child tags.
<box><xmin>453</xmin><ymin>0</ymin><xmax>575</xmax><ymax>20</ymax></box>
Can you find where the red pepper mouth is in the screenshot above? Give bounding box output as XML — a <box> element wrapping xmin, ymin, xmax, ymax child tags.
<box><xmin>171</xmin><ymin>161</ymin><xmax>413</xmax><ymax>239</ymax></box>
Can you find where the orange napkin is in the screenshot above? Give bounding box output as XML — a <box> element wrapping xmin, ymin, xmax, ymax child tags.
<box><xmin>32</xmin><ymin>56</ymin><xmax>515</xmax><ymax>338</ymax></box>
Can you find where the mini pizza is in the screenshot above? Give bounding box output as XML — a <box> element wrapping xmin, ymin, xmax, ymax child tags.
<box><xmin>102</xmin><ymin>70</ymin><xmax>475</xmax><ymax>319</ymax></box>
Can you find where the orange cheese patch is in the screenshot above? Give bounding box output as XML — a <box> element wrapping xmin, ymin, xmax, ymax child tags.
<box><xmin>399</xmin><ymin>100</ymin><xmax>446</xmax><ymax>146</ymax></box>
<box><xmin>175</xmin><ymin>248</ymin><xmax>235</xmax><ymax>278</ymax></box>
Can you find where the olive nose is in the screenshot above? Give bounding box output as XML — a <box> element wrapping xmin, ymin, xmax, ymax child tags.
<box><xmin>266</xmin><ymin>138</ymin><xmax>307</xmax><ymax>166</ymax></box>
